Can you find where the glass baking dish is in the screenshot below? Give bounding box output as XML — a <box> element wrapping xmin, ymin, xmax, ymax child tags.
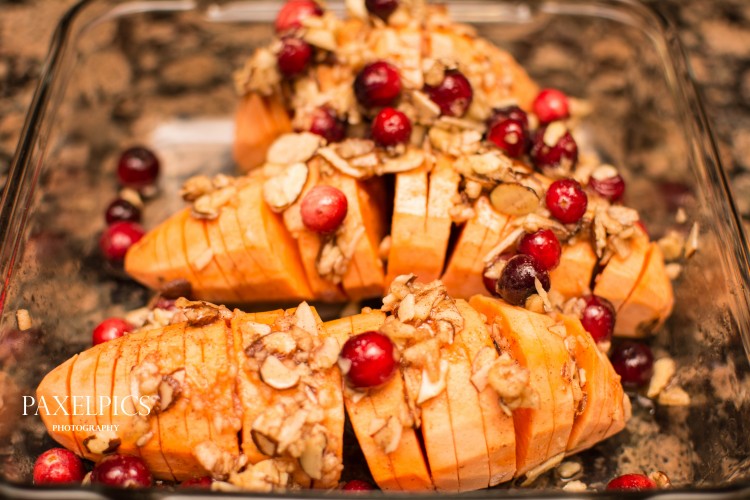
<box><xmin>1</xmin><ymin>0</ymin><xmax>750</xmax><ymax>497</ymax></box>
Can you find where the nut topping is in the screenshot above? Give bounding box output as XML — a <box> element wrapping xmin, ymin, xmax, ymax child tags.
<box><xmin>267</xmin><ymin>133</ymin><xmax>322</xmax><ymax>166</ymax></box>
<box><xmin>252</xmin><ymin>430</ymin><xmax>280</xmax><ymax>457</ymax></box>
<box><xmin>299</xmin><ymin>433</ymin><xmax>327</xmax><ymax>480</ymax></box>
<box><xmin>175</xmin><ymin>298</ymin><xmax>233</xmax><ymax>327</ymax></box>
<box><xmin>490</xmin><ymin>183</ymin><xmax>540</xmax><ymax>216</ymax></box>
<box><xmin>371</xmin><ymin>416</ymin><xmax>402</xmax><ymax>454</ymax></box>
<box><xmin>83</xmin><ymin>431</ymin><xmax>121</xmax><ymax>455</ymax></box>
<box><xmin>416</xmin><ymin>359</ymin><xmax>448</xmax><ymax>404</ymax></box>
<box><xmin>157</xmin><ymin>369</ymin><xmax>185</xmax><ymax>412</ymax></box>
<box><xmin>262</xmin><ymin>162</ymin><xmax>310</xmax><ymax>213</ymax></box>
<box><xmin>259</xmin><ymin>356</ymin><xmax>300</xmax><ymax>390</ymax></box>
<box><xmin>293</xmin><ymin>302</ymin><xmax>318</xmax><ymax>335</ymax></box>
<box><xmin>261</xmin><ymin>332</ymin><xmax>298</xmax><ymax>356</ymax></box>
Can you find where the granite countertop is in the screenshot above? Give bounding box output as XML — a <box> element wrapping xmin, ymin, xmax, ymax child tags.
<box><xmin>1</xmin><ymin>0</ymin><xmax>749</xmax><ymax>228</ymax></box>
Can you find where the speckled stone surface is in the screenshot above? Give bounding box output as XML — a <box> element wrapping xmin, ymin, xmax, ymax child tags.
<box><xmin>0</xmin><ymin>0</ymin><xmax>748</xmax><ymax>222</ymax></box>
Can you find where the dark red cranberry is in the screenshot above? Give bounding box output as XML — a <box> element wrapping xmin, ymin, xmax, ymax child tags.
<box><xmin>91</xmin><ymin>454</ymin><xmax>153</xmax><ymax>488</ymax></box>
<box><xmin>342</xmin><ymin>479</ymin><xmax>375</xmax><ymax>491</ymax></box>
<box><xmin>105</xmin><ymin>198</ymin><xmax>141</xmax><ymax>225</ymax></box>
<box><xmin>545</xmin><ymin>179</ymin><xmax>588</xmax><ymax>224</ymax></box>
<box><xmin>488</xmin><ymin>105</ymin><xmax>529</xmax><ymax>132</ymax></box>
<box><xmin>609</xmin><ymin>341</ymin><xmax>654</xmax><ymax>388</ymax></box>
<box><xmin>277</xmin><ymin>37</ymin><xmax>312</xmax><ymax>77</ymax></box>
<box><xmin>117</xmin><ymin>147</ymin><xmax>160</xmax><ymax>189</ymax></box>
<box><xmin>497</xmin><ymin>254</ymin><xmax>550</xmax><ymax>306</ymax></box>
<box><xmin>275</xmin><ymin>0</ymin><xmax>323</xmax><ymax>33</ymax></box>
<box><xmin>301</xmin><ymin>185</ymin><xmax>348</xmax><ymax>234</ymax></box>
<box><xmin>153</xmin><ymin>297</ymin><xmax>177</xmax><ymax>310</ymax></box>
<box><xmin>606</xmin><ymin>473</ymin><xmax>657</xmax><ymax>491</ymax></box>
<box><xmin>483</xmin><ymin>253</ymin><xmax>512</xmax><ymax>296</ymax></box>
<box><xmin>33</xmin><ymin>448</ymin><xmax>86</xmax><ymax>485</ymax></box>
<box><xmin>371</xmin><ymin>107</ymin><xmax>412</xmax><ymax>147</ymax></box>
<box><xmin>517</xmin><ymin>229</ymin><xmax>561</xmax><ymax>271</ymax></box>
<box><xmin>531</xmin><ymin>125</ymin><xmax>578</xmax><ymax>173</ymax></box>
<box><xmin>354</xmin><ymin>61</ymin><xmax>401</xmax><ymax>108</ymax></box>
<box><xmin>580</xmin><ymin>295</ymin><xmax>616</xmax><ymax>344</ymax></box>
<box><xmin>533</xmin><ymin>88</ymin><xmax>570</xmax><ymax>124</ymax></box>
<box><xmin>365</xmin><ymin>0</ymin><xmax>399</xmax><ymax>21</ymax></box>
<box><xmin>425</xmin><ymin>70</ymin><xmax>473</xmax><ymax>117</ymax></box>
<box><xmin>309</xmin><ymin>107</ymin><xmax>346</xmax><ymax>143</ymax></box>
<box><xmin>590</xmin><ymin>172</ymin><xmax>626</xmax><ymax>202</ymax></box>
<box><xmin>487</xmin><ymin>119</ymin><xmax>527</xmax><ymax>158</ymax></box>
<box><xmin>180</xmin><ymin>476</ymin><xmax>214</xmax><ymax>489</ymax></box>
<box><xmin>99</xmin><ymin>221</ymin><xmax>145</xmax><ymax>263</ymax></box>
<box><xmin>339</xmin><ymin>331</ymin><xmax>397</xmax><ymax>388</ymax></box>
<box><xmin>92</xmin><ymin>318</ymin><xmax>133</xmax><ymax>346</ymax></box>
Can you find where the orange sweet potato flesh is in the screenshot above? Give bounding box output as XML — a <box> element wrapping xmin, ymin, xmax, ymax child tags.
<box><xmin>442</xmin><ymin>197</ymin><xmax>510</xmax><ymax>298</ymax></box>
<box><xmin>233</xmin><ymin>92</ymin><xmax>292</xmax><ymax>173</ymax></box>
<box><xmin>36</xmin><ymin>356</ymin><xmax>81</xmax><ymax>456</ymax></box>
<box><xmin>593</xmin><ymin>232</ymin><xmax>650</xmax><ymax>313</ymax></box>
<box><xmin>549</xmin><ymin>239</ymin><xmax>597</xmax><ymax>301</ymax></box>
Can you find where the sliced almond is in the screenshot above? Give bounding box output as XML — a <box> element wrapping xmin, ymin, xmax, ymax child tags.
<box><xmin>293</xmin><ymin>302</ymin><xmax>318</xmax><ymax>334</ymax></box>
<box><xmin>311</xmin><ymin>336</ymin><xmax>341</xmax><ymax>371</ymax></box>
<box><xmin>372</xmin><ymin>416</ymin><xmax>402</xmax><ymax>454</ymax></box>
<box><xmin>157</xmin><ymin>370</ymin><xmax>184</xmax><ymax>412</ymax></box>
<box><xmin>83</xmin><ymin>431</ymin><xmax>121</xmax><ymax>455</ymax></box>
<box><xmin>262</xmin><ymin>332</ymin><xmax>298</xmax><ymax>356</ymax></box>
<box><xmin>379</xmin><ymin>149</ymin><xmax>425</xmax><ymax>174</ymax></box>
<box><xmin>267</xmin><ymin>133</ymin><xmax>321</xmax><ymax>166</ymax></box>
<box><xmin>416</xmin><ymin>359</ymin><xmax>449</xmax><ymax>405</ymax></box>
<box><xmin>490</xmin><ymin>183</ymin><xmax>540</xmax><ymax>216</ymax></box>
<box><xmin>259</xmin><ymin>356</ymin><xmax>300</xmax><ymax>390</ymax></box>
<box><xmin>262</xmin><ymin>162</ymin><xmax>309</xmax><ymax>213</ymax></box>
<box><xmin>299</xmin><ymin>434</ymin><xmax>327</xmax><ymax>480</ymax></box>
<box><xmin>251</xmin><ymin>430</ymin><xmax>279</xmax><ymax>457</ymax></box>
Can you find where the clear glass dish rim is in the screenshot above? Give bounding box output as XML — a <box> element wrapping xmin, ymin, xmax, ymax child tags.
<box><xmin>1</xmin><ymin>0</ymin><xmax>750</xmax><ymax>497</ymax></box>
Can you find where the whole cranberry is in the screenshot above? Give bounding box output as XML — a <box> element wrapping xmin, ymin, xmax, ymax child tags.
<box><xmin>309</xmin><ymin>107</ymin><xmax>346</xmax><ymax>143</ymax></box>
<box><xmin>342</xmin><ymin>479</ymin><xmax>375</xmax><ymax>491</ymax></box>
<box><xmin>533</xmin><ymin>88</ymin><xmax>570</xmax><ymax>124</ymax></box>
<box><xmin>487</xmin><ymin>118</ymin><xmax>527</xmax><ymax>158</ymax></box>
<box><xmin>275</xmin><ymin>0</ymin><xmax>323</xmax><ymax>33</ymax></box>
<box><xmin>517</xmin><ymin>229</ymin><xmax>561</xmax><ymax>271</ymax></box>
<box><xmin>590</xmin><ymin>172</ymin><xmax>626</xmax><ymax>202</ymax></box>
<box><xmin>580</xmin><ymin>295</ymin><xmax>616</xmax><ymax>344</ymax></box>
<box><xmin>339</xmin><ymin>331</ymin><xmax>397</xmax><ymax>388</ymax></box>
<box><xmin>117</xmin><ymin>147</ymin><xmax>160</xmax><ymax>189</ymax></box>
<box><xmin>91</xmin><ymin>454</ymin><xmax>153</xmax><ymax>488</ymax></box>
<box><xmin>301</xmin><ymin>185</ymin><xmax>348</xmax><ymax>234</ymax></box>
<box><xmin>277</xmin><ymin>37</ymin><xmax>312</xmax><ymax>77</ymax></box>
<box><xmin>105</xmin><ymin>198</ymin><xmax>141</xmax><ymax>225</ymax></box>
<box><xmin>180</xmin><ymin>476</ymin><xmax>214</xmax><ymax>488</ymax></box>
<box><xmin>488</xmin><ymin>105</ymin><xmax>529</xmax><ymax>132</ymax></box>
<box><xmin>609</xmin><ymin>341</ymin><xmax>654</xmax><ymax>388</ymax></box>
<box><xmin>33</xmin><ymin>448</ymin><xmax>86</xmax><ymax>485</ymax></box>
<box><xmin>365</xmin><ymin>0</ymin><xmax>399</xmax><ymax>21</ymax></box>
<box><xmin>483</xmin><ymin>253</ymin><xmax>512</xmax><ymax>296</ymax></box>
<box><xmin>425</xmin><ymin>70</ymin><xmax>473</xmax><ymax>117</ymax></box>
<box><xmin>531</xmin><ymin>124</ymin><xmax>578</xmax><ymax>174</ymax></box>
<box><xmin>497</xmin><ymin>254</ymin><xmax>550</xmax><ymax>306</ymax></box>
<box><xmin>371</xmin><ymin>107</ymin><xmax>412</xmax><ymax>147</ymax></box>
<box><xmin>606</xmin><ymin>473</ymin><xmax>657</xmax><ymax>491</ymax></box>
<box><xmin>546</xmin><ymin>179</ymin><xmax>588</xmax><ymax>224</ymax></box>
<box><xmin>92</xmin><ymin>318</ymin><xmax>133</xmax><ymax>346</ymax></box>
<box><xmin>99</xmin><ymin>221</ymin><xmax>145</xmax><ymax>263</ymax></box>
<box><xmin>354</xmin><ymin>61</ymin><xmax>401</xmax><ymax>108</ymax></box>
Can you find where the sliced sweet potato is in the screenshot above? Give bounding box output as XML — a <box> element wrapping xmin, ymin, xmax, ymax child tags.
<box><xmin>182</xmin><ymin>323</ymin><xmax>214</xmax><ymax>466</ymax></box>
<box><xmin>593</xmin><ymin>232</ymin><xmax>650</xmax><ymax>313</ymax></box>
<box><xmin>424</xmin><ymin>157</ymin><xmax>461</xmax><ymax>279</ymax></box>
<box><xmin>69</xmin><ymin>343</ymin><xmax>104</xmax><ymax>461</ymax></box>
<box><xmin>36</xmin><ymin>355</ymin><xmax>81</xmax><ymax>456</ymax></box>
<box><xmin>442</xmin><ymin>197</ymin><xmax>509</xmax><ymax>298</ymax></box>
<box><xmin>204</xmin><ymin>213</ymin><xmax>251</xmax><ymax>303</ymax></box>
<box><xmin>453</xmin><ymin>300</ymin><xmax>516</xmax><ymax>485</ymax></box>
<box><xmin>233</xmin><ymin>92</ymin><xmax>292</xmax><ymax>173</ymax></box>
<box><xmin>386</xmin><ymin>168</ymin><xmax>428</xmax><ymax>284</ymax></box>
<box><xmin>108</xmin><ymin>331</ymin><xmax>146</xmax><ymax>459</ymax></box>
<box><xmin>549</xmin><ymin>239</ymin><xmax>597</xmax><ymax>301</ymax></box>
<box><xmin>124</xmin><ymin>222</ymin><xmax>167</xmax><ymax>291</ymax></box>
<box><xmin>163</xmin><ymin>210</ymin><xmax>205</xmax><ymax>296</ymax></box>
<box><xmin>615</xmin><ymin>243</ymin><xmax>674</xmax><ymax>337</ymax></box>
<box><xmin>418</xmin><ymin>373</ymin><xmax>460</xmax><ymax>491</ymax></box>
<box><xmin>468</xmin><ymin>296</ymin><xmax>555</xmax><ymax>477</ymax></box>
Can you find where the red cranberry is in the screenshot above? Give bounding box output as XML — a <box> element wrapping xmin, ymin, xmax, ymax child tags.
<box><xmin>309</xmin><ymin>107</ymin><xmax>346</xmax><ymax>143</ymax></box>
<box><xmin>92</xmin><ymin>318</ymin><xmax>133</xmax><ymax>346</ymax></box>
<box><xmin>609</xmin><ymin>341</ymin><xmax>654</xmax><ymax>388</ymax></box>
<box><xmin>590</xmin><ymin>173</ymin><xmax>626</xmax><ymax>202</ymax></box>
<box><xmin>301</xmin><ymin>185</ymin><xmax>348</xmax><ymax>234</ymax></box>
<box><xmin>342</xmin><ymin>479</ymin><xmax>375</xmax><ymax>491</ymax></box>
<box><xmin>533</xmin><ymin>88</ymin><xmax>570</xmax><ymax>124</ymax></box>
<box><xmin>365</xmin><ymin>0</ymin><xmax>399</xmax><ymax>21</ymax></box>
<box><xmin>425</xmin><ymin>70</ymin><xmax>473</xmax><ymax>117</ymax></box>
<box><xmin>531</xmin><ymin>125</ymin><xmax>578</xmax><ymax>173</ymax></box>
<box><xmin>487</xmin><ymin>119</ymin><xmax>527</xmax><ymax>158</ymax></box>
<box><xmin>275</xmin><ymin>0</ymin><xmax>323</xmax><ymax>33</ymax></box>
<box><xmin>580</xmin><ymin>295</ymin><xmax>616</xmax><ymax>344</ymax></box>
<box><xmin>180</xmin><ymin>476</ymin><xmax>214</xmax><ymax>489</ymax></box>
<box><xmin>483</xmin><ymin>253</ymin><xmax>512</xmax><ymax>296</ymax></box>
<box><xmin>117</xmin><ymin>147</ymin><xmax>160</xmax><ymax>189</ymax></box>
<box><xmin>354</xmin><ymin>61</ymin><xmax>401</xmax><ymax>108</ymax></box>
<box><xmin>33</xmin><ymin>448</ymin><xmax>86</xmax><ymax>485</ymax></box>
<box><xmin>371</xmin><ymin>107</ymin><xmax>412</xmax><ymax>147</ymax></box>
<box><xmin>91</xmin><ymin>454</ymin><xmax>153</xmax><ymax>488</ymax></box>
<box><xmin>105</xmin><ymin>198</ymin><xmax>141</xmax><ymax>225</ymax></box>
<box><xmin>497</xmin><ymin>254</ymin><xmax>550</xmax><ymax>306</ymax></box>
<box><xmin>277</xmin><ymin>37</ymin><xmax>312</xmax><ymax>77</ymax></box>
<box><xmin>488</xmin><ymin>105</ymin><xmax>529</xmax><ymax>132</ymax></box>
<box><xmin>545</xmin><ymin>179</ymin><xmax>588</xmax><ymax>224</ymax></box>
<box><xmin>339</xmin><ymin>331</ymin><xmax>397</xmax><ymax>388</ymax></box>
<box><xmin>606</xmin><ymin>473</ymin><xmax>657</xmax><ymax>491</ymax></box>
<box><xmin>517</xmin><ymin>229</ymin><xmax>561</xmax><ymax>271</ymax></box>
<box><xmin>99</xmin><ymin>221</ymin><xmax>145</xmax><ymax>263</ymax></box>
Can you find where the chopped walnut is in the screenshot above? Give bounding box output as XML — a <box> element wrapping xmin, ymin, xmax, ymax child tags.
<box><xmin>486</xmin><ymin>350</ymin><xmax>538</xmax><ymax>414</ymax></box>
<box><xmin>175</xmin><ymin>298</ymin><xmax>233</xmax><ymax>327</ymax></box>
<box><xmin>371</xmin><ymin>416</ymin><xmax>402</xmax><ymax>454</ymax></box>
<box><xmin>83</xmin><ymin>431</ymin><xmax>121</xmax><ymax>455</ymax></box>
<box><xmin>194</xmin><ymin>441</ymin><xmax>245</xmax><ymax>479</ymax></box>
<box><xmin>647</xmin><ymin>357</ymin><xmax>676</xmax><ymax>399</ymax></box>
